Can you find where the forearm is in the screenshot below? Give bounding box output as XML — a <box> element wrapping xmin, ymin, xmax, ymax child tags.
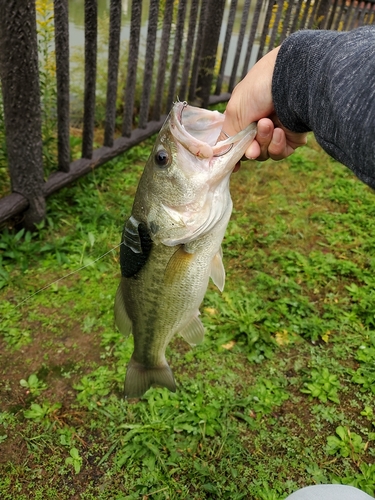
<box><xmin>272</xmin><ymin>27</ymin><xmax>375</xmax><ymax>188</ymax></box>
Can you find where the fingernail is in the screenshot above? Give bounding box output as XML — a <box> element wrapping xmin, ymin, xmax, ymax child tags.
<box><xmin>259</xmin><ymin>125</ymin><xmax>271</xmax><ymax>138</ymax></box>
<box><xmin>273</xmin><ymin>128</ymin><xmax>282</xmax><ymax>144</ymax></box>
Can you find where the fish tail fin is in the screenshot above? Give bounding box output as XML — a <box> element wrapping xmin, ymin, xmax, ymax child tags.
<box><xmin>124</xmin><ymin>357</ymin><xmax>176</xmax><ymax>399</ymax></box>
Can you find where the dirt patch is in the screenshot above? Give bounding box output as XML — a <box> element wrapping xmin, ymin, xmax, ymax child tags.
<box><xmin>0</xmin><ymin>321</ymin><xmax>103</xmax><ymax>414</ymax></box>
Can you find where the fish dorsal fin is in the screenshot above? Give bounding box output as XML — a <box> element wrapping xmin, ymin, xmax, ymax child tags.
<box><xmin>164</xmin><ymin>245</ymin><xmax>195</xmax><ymax>285</ymax></box>
<box><xmin>179</xmin><ymin>315</ymin><xmax>205</xmax><ymax>346</ymax></box>
<box><xmin>120</xmin><ymin>217</ymin><xmax>153</xmax><ymax>278</ymax></box>
<box><xmin>114</xmin><ymin>281</ymin><xmax>132</xmax><ymax>337</ymax></box>
<box><xmin>124</xmin><ymin>356</ymin><xmax>176</xmax><ymax>399</ymax></box>
<box><xmin>210</xmin><ymin>247</ymin><xmax>225</xmax><ymax>292</ymax></box>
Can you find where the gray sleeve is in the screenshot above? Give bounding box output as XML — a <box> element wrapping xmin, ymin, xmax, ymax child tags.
<box><xmin>272</xmin><ymin>26</ymin><xmax>375</xmax><ymax>189</ymax></box>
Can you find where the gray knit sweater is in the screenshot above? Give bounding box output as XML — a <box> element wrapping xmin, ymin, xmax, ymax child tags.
<box><xmin>272</xmin><ymin>26</ymin><xmax>375</xmax><ymax>189</ymax></box>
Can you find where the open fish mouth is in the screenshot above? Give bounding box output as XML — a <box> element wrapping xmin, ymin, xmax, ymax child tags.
<box><xmin>179</xmin><ymin>101</ymin><xmax>233</xmax><ymax>156</ymax></box>
<box><xmin>171</xmin><ymin>100</ymin><xmax>256</xmax><ymax>160</ymax></box>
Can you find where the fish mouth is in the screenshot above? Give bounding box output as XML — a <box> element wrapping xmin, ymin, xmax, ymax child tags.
<box><xmin>171</xmin><ymin>101</ymin><xmax>256</xmax><ymax>162</ymax></box>
<box><xmin>179</xmin><ymin>102</ymin><xmax>233</xmax><ymax>157</ymax></box>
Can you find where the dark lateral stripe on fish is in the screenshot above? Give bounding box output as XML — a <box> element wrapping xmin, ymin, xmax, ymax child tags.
<box><xmin>124</xmin><ymin>357</ymin><xmax>176</xmax><ymax>398</ymax></box>
<box><xmin>120</xmin><ymin>222</ymin><xmax>153</xmax><ymax>278</ymax></box>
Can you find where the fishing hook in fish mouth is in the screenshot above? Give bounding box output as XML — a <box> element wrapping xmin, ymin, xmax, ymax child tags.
<box><xmin>213</xmin><ymin>131</ymin><xmax>234</xmax><ymax>157</ymax></box>
<box><xmin>179</xmin><ymin>101</ymin><xmax>188</xmax><ymax>124</ymax></box>
<box><xmin>179</xmin><ymin>102</ymin><xmax>233</xmax><ymax>157</ymax></box>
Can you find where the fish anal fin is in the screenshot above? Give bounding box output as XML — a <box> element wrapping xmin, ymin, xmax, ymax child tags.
<box><xmin>164</xmin><ymin>245</ymin><xmax>195</xmax><ymax>285</ymax></box>
<box><xmin>210</xmin><ymin>247</ymin><xmax>225</xmax><ymax>292</ymax></box>
<box><xmin>114</xmin><ymin>281</ymin><xmax>132</xmax><ymax>337</ymax></box>
<box><xmin>124</xmin><ymin>357</ymin><xmax>176</xmax><ymax>399</ymax></box>
<box><xmin>179</xmin><ymin>315</ymin><xmax>205</xmax><ymax>346</ymax></box>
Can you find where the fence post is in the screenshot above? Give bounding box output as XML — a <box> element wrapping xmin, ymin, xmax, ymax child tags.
<box><xmin>54</xmin><ymin>0</ymin><xmax>70</xmax><ymax>172</ymax></box>
<box><xmin>0</xmin><ymin>0</ymin><xmax>45</xmax><ymax>228</ymax></box>
<box><xmin>196</xmin><ymin>0</ymin><xmax>226</xmax><ymax>108</ymax></box>
<box><xmin>81</xmin><ymin>0</ymin><xmax>98</xmax><ymax>159</ymax></box>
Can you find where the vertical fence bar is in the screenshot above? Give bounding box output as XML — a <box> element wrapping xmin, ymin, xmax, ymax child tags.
<box><xmin>370</xmin><ymin>2</ymin><xmax>375</xmax><ymax>24</ymax></box>
<box><xmin>268</xmin><ymin>0</ymin><xmax>283</xmax><ymax>51</ymax></box>
<box><xmin>153</xmin><ymin>0</ymin><xmax>174</xmax><ymax>120</ymax></box>
<box><xmin>229</xmin><ymin>0</ymin><xmax>251</xmax><ymax>91</ymax></box>
<box><xmin>365</xmin><ymin>1</ymin><xmax>372</xmax><ymax>25</ymax></box>
<box><xmin>299</xmin><ymin>0</ymin><xmax>312</xmax><ymax>30</ymax></box>
<box><xmin>358</xmin><ymin>1</ymin><xmax>368</xmax><ymax>25</ymax></box>
<box><xmin>215</xmin><ymin>0</ymin><xmax>238</xmax><ymax>95</ymax></box>
<box><xmin>314</xmin><ymin>0</ymin><xmax>331</xmax><ymax>29</ymax></box>
<box><xmin>0</xmin><ymin>0</ymin><xmax>45</xmax><ymax>228</ymax></box>
<box><xmin>355</xmin><ymin>1</ymin><xmax>364</xmax><ymax>27</ymax></box>
<box><xmin>166</xmin><ymin>0</ymin><xmax>188</xmax><ymax>110</ymax></box>
<box><xmin>104</xmin><ymin>0</ymin><xmax>122</xmax><ymax>147</ymax></box>
<box><xmin>54</xmin><ymin>0</ymin><xmax>70</xmax><ymax>172</ymax></box>
<box><xmin>363</xmin><ymin>1</ymin><xmax>372</xmax><ymax>24</ymax></box>
<box><xmin>241</xmin><ymin>0</ymin><xmax>263</xmax><ymax>79</ymax></box>
<box><xmin>306</xmin><ymin>0</ymin><xmax>321</xmax><ymax>28</ymax></box>
<box><xmin>138</xmin><ymin>0</ymin><xmax>159</xmax><ymax>128</ymax></box>
<box><xmin>257</xmin><ymin>0</ymin><xmax>274</xmax><ymax>61</ymax></box>
<box><xmin>279</xmin><ymin>0</ymin><xmax>294</xmax><ymax>42</ymax></box>
<box><xmin>81</xmin><ymin>0</ymin><xmax>98</xmax><ymax>159</ymax></box>
<box><xmin>179</xmin><ymin>0</ymin><xmax>200</xmax><ymax>102</ymax></box>
<box><xmin>348</xmin><ymin>1</ymin><xmax>360</xmax><ymax>30</ymax></box>
<box><xmin>289</xmin><ymin>1</ymin><xmax>300</xmax><ymax>34</ymax></box>
<box><xmin>326</xmin><ymin>0</ymin><xmax>339</xmax><ymax>29</ymax></box>
<box><xmin>188</xmin><ymin>0</ymin><xmax>208</xmax><ymax>102</ymax></box>
<box><xmin>122</xmin><ymin>0</ymin><xmax>142</xmax><ymax>137</ymax></box>
<box><xmin>196</xmin><ymin>0</ymin><xmax>226</xmax><ymax>107</ymax></box>
<box><xmin>332</xmin><ymin>0</ymin><xmax>346</xmax><ymax>30</ymax></box>
<box><xmin>343</xmin><ymin>0</ymin><xmax>355</xmax><ymax>30</ymax></box>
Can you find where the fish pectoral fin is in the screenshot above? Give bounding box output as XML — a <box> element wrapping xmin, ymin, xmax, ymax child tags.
<box><xmin>114</xmin><ymin>281</ymin><xmax>132</xmax><ymax>337</ymax></box>
<box><xmin>124</xmin><ymin>356</ymin><xmax>176</xmax><ymax>399</ymax></box>
<box><xmin>179</xmin><ymin>315</ymin><xmax>205</xmax><ymax>346</ymax></box>
<box><xmin>210</xmin><ymin>247</ymin><xmax>225</xmax><ymax>292</ymax></box>
<box><xmin>164</xmin><ymin>245</ymin><xmax>195</xmax><ymax>285</ymax></box>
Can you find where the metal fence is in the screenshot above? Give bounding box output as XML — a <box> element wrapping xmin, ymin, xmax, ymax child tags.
<box><xmin>0</xmin><ymin>0</ymin><xmax>374</xmax><ymax>228</ymax></box>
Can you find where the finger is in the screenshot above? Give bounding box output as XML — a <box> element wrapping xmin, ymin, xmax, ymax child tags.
<box><xmin>284</xmin><ymin>131</ymin><xmax>308</xmax><ymax>150</ymax></box>
<box><xmin>254</xmin><ymin>118</ymin><xmax>274</xmax><ymax>161</ymax></box>
<box><xmin>245</xmin><ymin>139</ymin><xmax>261</xmax><ymax>160</ymax></box>
<box><xmin>268</xmin><ymin>128</ymin><xmax>290</xmax><ymax>160</ymax></box>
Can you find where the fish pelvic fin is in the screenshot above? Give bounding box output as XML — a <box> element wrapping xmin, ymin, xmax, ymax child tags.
<box><xmin>179</xmin><ymin>315</ymin><xmax>205</xmax><ymax>346</ymax></box>
<box><xmin>210</xmin><ymin>247</ymin><xmax>225</xmax><ymax>292</ymax></box>
<box><xmin>124</xmin><ymin>357</ymin><xmax>176</xmax><ymax>399</ymax></box>
<box><xmin>114</xmin><ymin>281</ymin><xmax>132</xmax><ymax>337</ymax></box>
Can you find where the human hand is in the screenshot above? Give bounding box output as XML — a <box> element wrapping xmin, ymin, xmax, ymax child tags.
<box><xmin>220</xmin><ymin>47</ymin><xmax>307</xmax><ymax>162</ymax></box>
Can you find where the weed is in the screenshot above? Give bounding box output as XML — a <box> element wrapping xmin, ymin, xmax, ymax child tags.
<box><xmin>326</xmin><ymin>426</ymin><xmax>367</xmax><ymax>463</ymax></box>
<box><xmin>65</xmin><ymin>447</ymin><xmax>83</xmax><ymax>474</ymax></box>
<box><xmin>19</xmin><ymin>373</ymin><xmax>48</xmax><ymax>396</ymax></box>
<box><xmin>301</xmin><ymin>367</ymin><xmax>341</xmax><ymax>404</ymax></box>
<box><xmin>337</xmin><ymin>462</ymin><xmax>375</xmax><ymax>496</ymax></box>
<box><xmin>23</xmin><ymin>402</ymin><xmax>61</xmax><ymax>425</ymax></box>
<box><xmin>0</xmin><ymin>301</ymin><xmax>31</xmax><ymax>347</ymax></box>
<box><xmin>352</xmin><ymin>333</ymin><xmax>375</xmax><ymax>394</ymax></box>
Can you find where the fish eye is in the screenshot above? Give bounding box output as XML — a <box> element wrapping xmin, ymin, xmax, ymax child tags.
<box><xmin>155</xmin><ymin>149</ymin><xmax>169</xmax><ymax>167</ymax></box>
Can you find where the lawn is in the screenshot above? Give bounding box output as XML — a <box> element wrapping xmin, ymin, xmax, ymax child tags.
<box><xmin>0</xmin><ymin>133</ymin><xmax>374</xmax><ymax>499</ymax></box>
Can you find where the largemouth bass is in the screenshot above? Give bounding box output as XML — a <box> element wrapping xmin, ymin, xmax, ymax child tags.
<box><xmin>115</xmin><ymin>101</ymin><xmax>257</xmax><ymax>398</ymax></box>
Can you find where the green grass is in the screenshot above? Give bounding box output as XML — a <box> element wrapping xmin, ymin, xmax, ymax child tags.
<box><xmin>0</xmin><ymin>135</ymin><xmax>375</xmax><ymax>499</ymax></box>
